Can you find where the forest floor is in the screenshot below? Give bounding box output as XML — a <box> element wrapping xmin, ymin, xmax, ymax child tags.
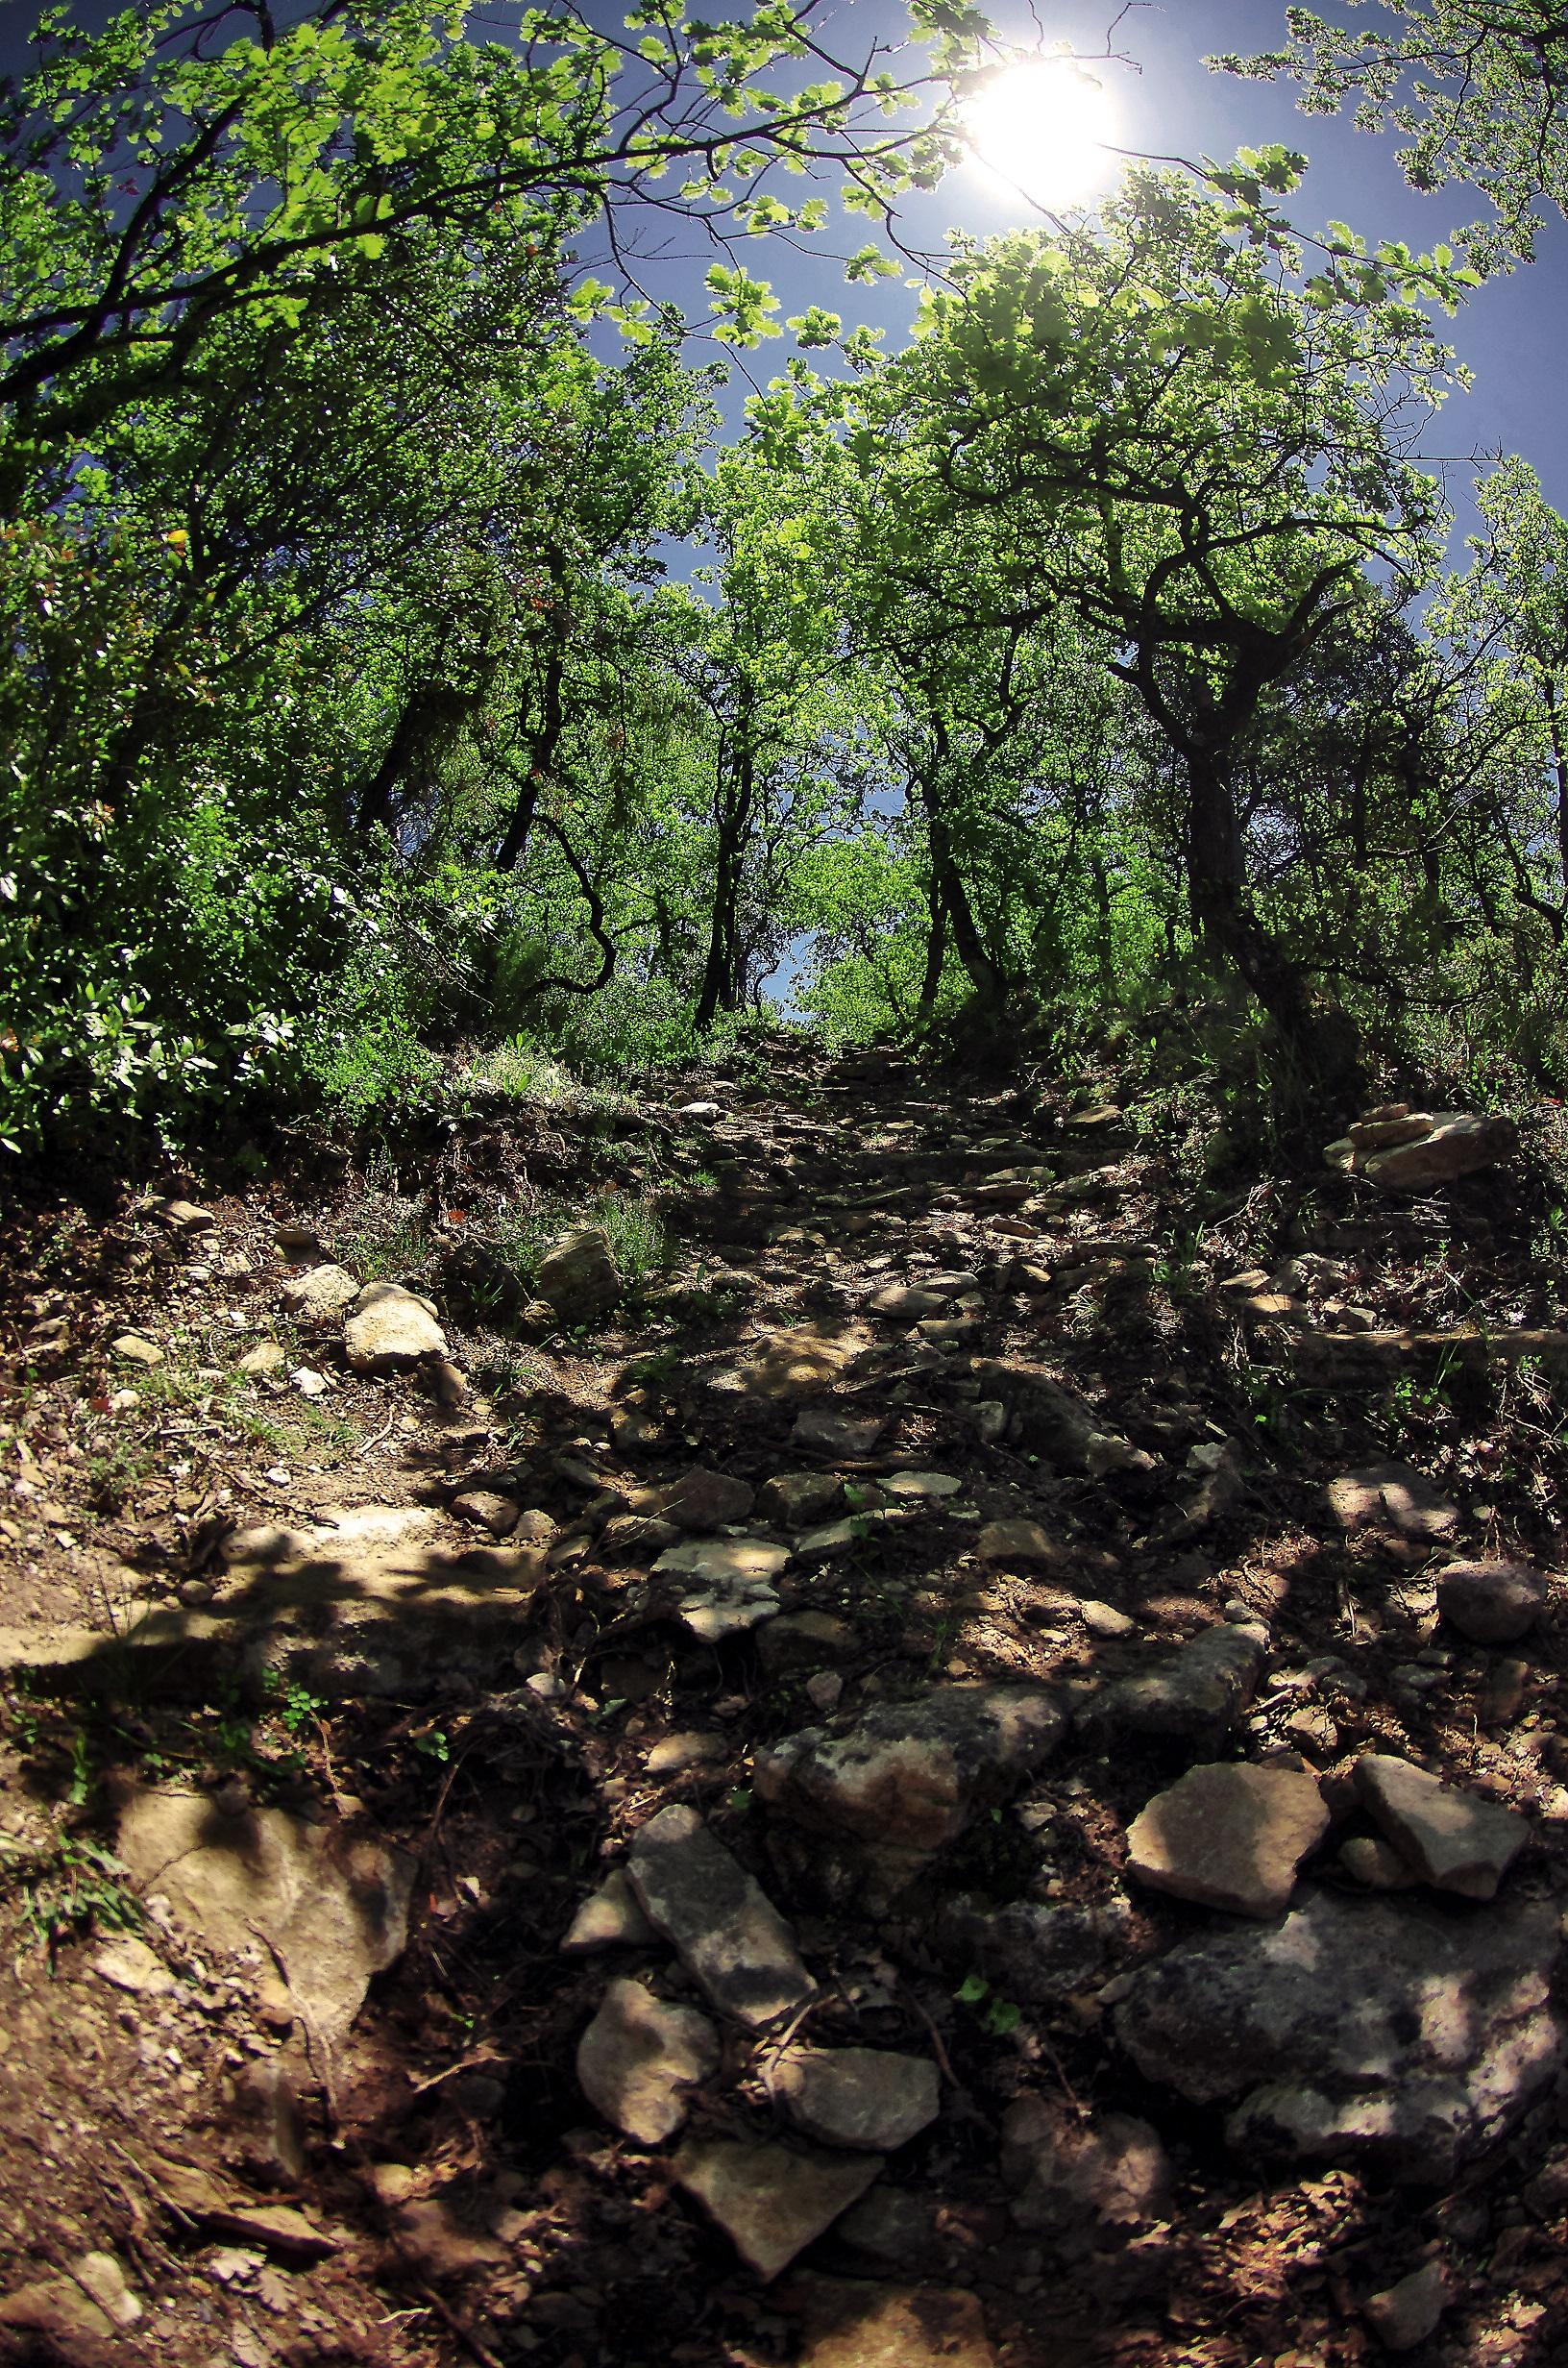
<box><xmin>2</xmin><ymin>1037</ymin><xmax>1568</xmax><ymax>2368</ymax></box>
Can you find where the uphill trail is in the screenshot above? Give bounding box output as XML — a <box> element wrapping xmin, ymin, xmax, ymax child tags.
<box><xmin>0</xmin><ymin>1037</ymin><xmax>1566</xmax><ymax>2367</ymax></box>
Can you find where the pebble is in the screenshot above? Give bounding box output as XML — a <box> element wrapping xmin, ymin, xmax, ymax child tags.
<box><xmin>1364</xmin><ymin>2259</ymin><xmax>1446</xmax><ymax>2351</ymax></box>
<box><xmin>1436</xmin><ymin>1559</ymin><xmax>1548</xmax><ymax>1644</ymax></box>
<box><xmin>561</xmin><ymin>1869</ymin><xmax>658</xmax><ymax>1954</ymax></box>
<box><xmin>576</xmin><ymin>1977</ymin><xmax>719</xmax><ymax>2145</ymax></box>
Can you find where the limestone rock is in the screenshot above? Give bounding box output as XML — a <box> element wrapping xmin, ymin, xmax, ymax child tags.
<box><xmin>1001</xmin><ymin>2097</ymin><xmax>1171</xmax><ymax>2235</ymax></box>
<box><xmin>535</xmin><ymin>1226</ymin><xmax>621</xmax><ymax>1322</ymax></box>
<box><xmin>625</xmin><ymin>1804</ymin><xmax>815</xmax><ymax>2029</ymax></box>
<box><xmin>655</xmin><ymin>1535</ymin><xmax>790</xmax><ymax>1640</ymax></box>
<box><xmin>1436</xmin><ymin>1559</ymin><xmax>1548</xmax><ymax>1644</ymax></box>
<box><xmin>756</xmin><ymin>1685</ymin><xmax>1066</xmax><ymax>1895</ymax></box>
<box><xmin>1077</xmin><ymin>1625</ymin><xmax>1264</xmax><ymax>1753</ymax></box>
<box><xmin>1337</xmin><ymin>1836</ymin><xmax>1420</xmax><ymax>1891</ymax></box>
<box><xmin>90</xmin><ymin>1934</ymin><xmax>175</xmax><ymax>1997</ymax></box>
<box><xmin>775</xmin><ymin>2049</ymin><xmax>940</xmax><ymax>2151</ymax></box>
<box><xmin>1363</xmin><ymin>1113</ymin><xmax>1516</xmax><ymax>1192</ymax></box>
<box><xmin>674</xmin><ymin>2137</ymin><xmax>881</xmax><ymax>2280</ymax></box>
<box><xmin>279</xmin><ymin>1263</ymin><xmax>358</xmax><ymax>1321</ymax></box>
<box><xmin>787</xmin><ymin>2275</ymin><xmax>995</xmax><ymax>2367</ymax></box>
<box><xmin>635</xmin><ymin>1467</ymin><xmax>755</xmax><ymax>1532</ymax></box>
<box><xmin>1081</xmin><ymin>1600</ymin><xmax>1136</xmax><ymax>1640</ymax></box>
<box><xmin>110</xmin><ymin>1333</ymin><xmax>163</xmax><ymax>1368</ymax></box>
<box><xmin>757</xmin><ymin>1472</ymin><xmax>845</xmax><ymax>1529</ymax></box>
<box><xmin>116</xmin><ymin>1788</ymin><xmax>413</xmax><ymax>2041</ymax></box>
<box><xmin>450</xmin><ymin>1490</ymin><xmax>520</xmax><ymax>1537</ymax></box>
<box><xmin>344</xmin><ymin>1280</ymin><xmax>446</xmax><ymax>1371</ymax></box>
<box><xmin>237</xmin><ymin>1341</ymin><xmax>286</xmax><ymax>1377</ymax></box>
<box><xmin>868</xmin><ymin>1286</ymin><xmax>946</xmax><ymax>1323</ymax></box>
<box><xmin>1365</xmin><ymin>2260</ymin><xmax>1446</xmax><ymax>2352</ymax></box>
<box><xmin>1115</xmin><ymin>1890</ymin><xmax>1562</xmax><ymax>2181</ymax></box>
<box><xmin>576</xmin><ymin>1977</ymin><xmax>720</xmax><ymax>2145</ymax></box>
<box><xmin>976</xmin><ymin>1518</ymin><xmax>1064</xmax><ymax>1568</ymax></box>
<box><xmin>153</xmin><ymin>1196</ymin><xmax>217</xmax><ymax>1236</ymax></box>
<box><xmin>1327</xmin><ymin>1462</ymin><xmax>1459</xmax><ymax>1542</ymax></box>
<box><xmin>1354</xmin><ymin>1755</ymin><xmax>1530</xmax><ymax>1900</ymax></box>
<box><xmin>970</xmin><ymin>1360</ymin><xmax>1158</xmax><ymax>1485</ymax></box>
<box><xmin>561</xmin><ymin>1868</ymin><xmax>659</xmax><ymax>1954</ymax></box>
<box><xmin>880</xmin><ymin>1470</ymin><xmax>962</xmax><ymax>1502</ymax></box>
<box><xmin>1126</xmin><ymin>1764</ymin><xmax>1330</xmax><ymax>1918</ymax></box>
<box><xmin>600</xmin><ymin>1513</ymin><xmax>680</xmax><ymax>1562</ymax></box>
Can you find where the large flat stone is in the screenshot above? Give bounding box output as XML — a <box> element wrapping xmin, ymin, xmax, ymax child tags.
<box><xmin>116</xmin><ymin>1788</ymin><xmax>412</xmax><ymax>2041</ymax></box>
<box><xmin>576</xmin><ymin>1978</ymin><xmax>719</xmax><ymax>2145</ymax></box>
<box><xmin>625</xmin><ymin>1805</ymin><xmax>815</xmax><ymax>2030</ymax></box>
<box><xmin>1354</xmin><ymin>1755</ymin><xmax>1530</xmax><ymax>1900</ymax></box>
<box><xmin>1126</xmin><ymin>1764</ymin><xmax>1330</xmax><ymax>1918</ymax></box>
<box><xmin>1115</xmin><ymin>1890</ymin><xmax>1562</xmax><ymax>2181</ymax></box>
<box><xmin>674</xmin><ymin>2137</ymin><xmax>881</xmax><ymax>2280</ymax></box>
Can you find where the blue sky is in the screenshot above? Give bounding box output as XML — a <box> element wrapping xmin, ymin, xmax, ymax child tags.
<box><xmin>5</xmin><ymin>0</ymin><xmax>1567</xmax><ymax>548</ymax></box>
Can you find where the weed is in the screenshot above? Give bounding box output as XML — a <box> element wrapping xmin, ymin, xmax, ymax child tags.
<box><xmin>18</xmin><ymin>1836</ymin><xmax>140</xmax><ymax>1963</ymax></box>
<box><xmin>954</xmin><ymin>1969</ymin><xmax>1022</xmax><ymax>2037</ymax></box>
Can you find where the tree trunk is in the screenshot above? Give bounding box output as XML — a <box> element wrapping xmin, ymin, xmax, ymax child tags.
<box><xmin>917</xmin><ymin>768</ymin><xmax>1005</xmax><ymax>1010</ymax></box>
<box><xmin>915</xmin><ymin>882</ymin><xmax>949</xmax><ymax>1032</ymax></box>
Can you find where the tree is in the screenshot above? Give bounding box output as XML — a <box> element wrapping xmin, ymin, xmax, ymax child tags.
<box><xmin>1216</xmin><ymin>4</ymin><xmax>1568</xmax><ymax>272</ymax></box>
<box><xmin>832</xmin><ymin>174</ymin><xmax>1456</xmax><ymax>1082</ymax></box>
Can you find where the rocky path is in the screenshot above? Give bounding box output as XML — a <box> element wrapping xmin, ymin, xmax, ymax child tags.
<box><xmin>1</xmin><ymin>1044</ymin><xmax>1567</xmax><ymax>2366</ymax></box>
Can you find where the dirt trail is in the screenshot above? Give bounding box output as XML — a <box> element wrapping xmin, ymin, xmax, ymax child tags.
<box><xmin>1</xmin><ymin>1041</ymin><xmax>1566</xmax><ymax>2367</ymax></box>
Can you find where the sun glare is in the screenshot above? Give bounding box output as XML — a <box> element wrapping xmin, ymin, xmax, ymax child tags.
<box><xmin>965</xmin><ymin>58</ymin><xmax>1119</xmax><ymax>212</ymax></box>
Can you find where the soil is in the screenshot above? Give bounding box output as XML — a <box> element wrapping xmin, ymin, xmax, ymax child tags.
<box><xmin>1</xmin><ymin>1039</ymin><xmax>1566</xmax><ymax>2367</ymax></box>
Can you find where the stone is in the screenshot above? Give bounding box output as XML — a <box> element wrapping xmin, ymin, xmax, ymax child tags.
<box><xmin>1436</xmin><ymin>1559</ymin><xmax>1548</xmax><ymax>1644</ymax></box>
<box><xmin>1001</xmin><ymin>2097</ymin><xmax>1171</xmax><ymax>2235</ymax></box>
<box><xmin>153</xmin><ymin>1196</ymin><xmax>217</xmax><ymax>1236</ymax></box>
<box><xmin>1362</xmin><ymin>1113</ymin><xmax>1516</xmax><ymax>1191</ymax></box>
<box><xmin>787</xmin><ymin>2275</ymin><xmax>995</xmax><ymax>2367</ymax></box>
<box><xmin>601</xmin><ymin>1513</ymin><xmax>680</xmax><ymax>1562</ymax></box>
<box><xmin>561</xmin><ymin>1867</ymin><xmax>659</xmax><ymax>1953</ymax></box>
<box><xmin>775</xmin><ymin>2049</ymin><xmax>940</xmax><ymax>2151</ymax></box>
<box><xmin>1365</xmin><ymin>2260</ymin><xmax>1446</xmax><ymax>2352</ymax></box>
<box><xmin>1354</xmin><ymin>1755</ymin><xmax>1530</xmax><ymax>1900</ymax></box>
<box><xmin>238</xmin><ymin>1341</ymin><xmax>286</xmax><ymax>1377</ymax></box>
<box><xmin>976</xmin><ymin>1518</ymin><xmax>1064</xmax><ymax>1568</ymax></box>
<box><xmin>1125</xmin><ymin>1764</ymin><xmax>1330</xmax><ymax>1918</ymax></box>
<box><xmin>676</xmin><ymin>1100</ymin><xmax>723</xmax><ymax>1121</ymax></box>
<box><xmin>450</xmin><ymin>1490</ymin><xmax>520</xmax><ymax>1538</ymax></box>
<box><xmin>806</xmin><ymin>1671</ymin><xmax>843</xmax><ymax>1713</ymax></box>
<box><xmin>625</xmin><ymin>1804</ymin><xmax>816</xmax><ymax>2029</ymax></box>
<box><xmin>646</xmin><ymin>1730</ymin><xmax>723</xmax><ymax>1774</ymax></box>
<box><xmin>576</xmin><ymin>1977</ymin><xmax>720</xmax><ymax>2145</ymax></box>
<box><xmin>1077</xmin><ymin>1624</ymin><xmax>1264</xmax><ymax>1753</ymax></box>
<box><xmin>655</xmin><ymin>1535</ymin><xmax>790</xmax><ymax>1640</ymax></box>
<box><xmin>1327</xmin><ymin>1461</ymin><xmax>1459</xmax><ymax>1542</ymax></box>
<box><xmin>116</xmin><ymin>1788</ymin><xmax>413</xmax><ymax>2041</ymax></box>
<box><xmin>757</xmin><ymin>1472</ymin><xmax>845</xmax><ymax>1529</ymax></box>
<box><xmin>89</xmin><ymin>1934</ymin><xmax>175</xmax><ymax>1997</ymax></box>
<box><xmin>535</xmin><ymin>1225</ymin><xmax>622</xmax><ymax>1323</ymax></box>
<box><xmin>756</xmin><ymin>1685</ymin><xmax>1066</xmax><ymax>1895</ymax></box>
<box><xmin>868</xmin><ymin>1286</ymin><xmax>947</xmax><ymax>1322</ymax></box>
<box><xmin>1337</xmin><ymin>1836</ymin><xmax>1420</xmax><ymax>1891</ymax></box>
<box><xmin>1080</xmin><ymin>1600</ymin><xmax>1135</xmax><ymax>1640</ymax></box>
<box><xmin>1115</xmin><ymin>1889</ymin><xmax>1562</xmax><ymax>2181</ymax></box>
<box><xmin>727</xmin><ymin>1331</ymin><xmax>871</xmax><ymax>1402</ymax></box>
<box><xmin>69</xmin><ymin>2251</ymin><xmax>142</xmax><ymax>2328</ymax></box>
<box><xmin>344</xmin><ymin>1280</ymin><xmax>446</xmax><ymax>1370</ymax></box>
<box><xmin>290</xmin><ymin>1365</ymin><xmax>329</xmax><ymax>1397</ymax></box>
<box><xmin>794</xmin><ymin>1517</ymin><xmax>859</xmax><ymax>1562</ymax></box>
<box><xmin>970</xmin><ymin>1360</ymin><xmax>1157</xmax><ymax>1484</ymax></box>
<box><xmin>792</xmin><ymin>1405</ymin><xmax>884</xmax><ymax>1455</ymax></box>
<box><xmin>637</xmin><ymin>1468</ymin><xmax>756</xmax><ymax>1531</ymax></box>
<box><xmin>279</xmin><ymin>1263</ymin><xmax>358</xmax><ymax>1321</ymax></box>
<box><xmin>673</xmin><ymin>2137</ymin><xmax>881</xmax><ymax>2281</ymax></box>
<box><xmin>880</xmin><ymin>1470</ymin><xmax>962</xmax><ymax>1501</ymax></box>
<box><xmin>756</xmin><ymin>1611</ymin><xmax>860</xmax><ymax>1675</ymax></box>
<box><xmin>110</xmin><ymin>1333</ymin><xmax>163</xmax><ymax>1368</ymax></box>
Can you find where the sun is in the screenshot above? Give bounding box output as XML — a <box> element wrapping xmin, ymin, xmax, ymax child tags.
<box><xmin>964</xmin><ymin>58</ymin><xmax>1120</xmax><ymax>212</ymax></box>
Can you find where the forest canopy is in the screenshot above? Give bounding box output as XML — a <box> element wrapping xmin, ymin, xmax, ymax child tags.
<box><xmin>4</xmin><ymin>0</ymin><xmax>1568</xmax><ymax>1159</ymax></box>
